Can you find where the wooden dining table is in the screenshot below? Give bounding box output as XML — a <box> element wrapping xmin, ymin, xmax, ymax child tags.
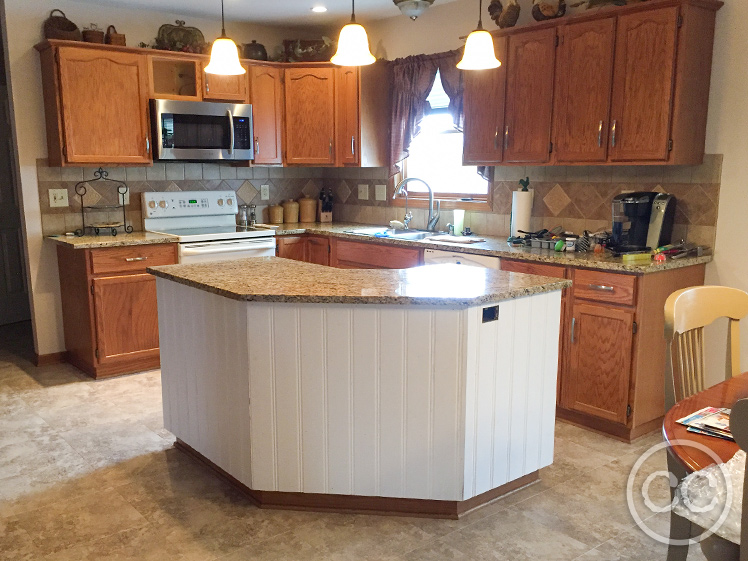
<box><xmin>663</xmin><ymin>372</ymin><xmax>748</xmax><ymax>473</ymax></box>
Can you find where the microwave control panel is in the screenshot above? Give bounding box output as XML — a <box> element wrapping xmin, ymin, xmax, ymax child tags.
<box><xmin>142</xmin><ymin>191</ymin><xmax>237</xmax><ymax>218</ymax></box>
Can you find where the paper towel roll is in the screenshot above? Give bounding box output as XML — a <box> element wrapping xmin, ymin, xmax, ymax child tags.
<box><xmin>511</xmin><ymin>190</ymin><xmax>533</xmax><ymax>237</ymax></box>
<box><xmin>453</xmin><ymin>209</ymin><xmax>465</xmax><ymax>236</ymax></box>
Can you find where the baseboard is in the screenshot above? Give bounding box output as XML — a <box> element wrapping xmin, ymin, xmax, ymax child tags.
<box><xmin>175</xmin><ymin>439</ymin><xmax>538</xmax><ymax>519</ymax></box>
<box><xmin>34</xmin><ymin>351</ymin><xmax>67</xmax><ymax>366</ymax></box>
<box><xmin>555</xmin><ymin>407</ymin><xmax>661</xmax><ymax>443</ymax></box>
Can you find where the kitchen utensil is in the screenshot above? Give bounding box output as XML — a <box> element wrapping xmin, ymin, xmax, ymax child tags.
<box><xmin>282</xmin><ymin>200</ymin><xmax>299</xmax><ymax>223</ymax></box>
<box><xmin>268</xmin><ymin>205</ymin><xmax>283</xmax><ymax>224</ymax></box>
<box><xmin>299</xmin><ymin>197</ymin><xmax>317</xmax><ymax>223</ymax></box>
<box><xmin>43</xmin><ymin>10</ymin><xmax>81</xmax><ymax>41</ymax></box>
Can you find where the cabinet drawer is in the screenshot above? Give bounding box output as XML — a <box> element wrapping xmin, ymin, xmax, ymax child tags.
<box><xmin>334</xmin><ymin>240</ymin><xmax>421</xmax><ymax>269</ymax></box>
<box><xmin>501</xmin><ymin>259</ymin><xmax>567</xmax><ymax>279</ymax></box>
<box><xmin>90</xmin><ymin>244</ymin><xmax>177</xmax><ymax>275</ymax></box>
<box><xmin>572</xmin><ymin>269</ymin><xmax>636</xmax><ymax>306</ymax></box>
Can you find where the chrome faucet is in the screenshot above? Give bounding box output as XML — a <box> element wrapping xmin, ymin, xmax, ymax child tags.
<box><xmin>393</xmin><ymin>177</ymin><xmax>440</xmax><ymax>231</ymax></box>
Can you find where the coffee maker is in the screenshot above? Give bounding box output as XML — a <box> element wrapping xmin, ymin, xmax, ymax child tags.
<box><xmin>610</xmin><ymin>192</ymin><xmax>676</xmax><ymax>252</ymax></box>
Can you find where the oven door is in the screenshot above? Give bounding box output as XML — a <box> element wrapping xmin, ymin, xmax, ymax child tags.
<box><xmin>152</xmin><ymin>99</ymin><xmax>254</xmax><ymax>161</ymax></box>
<box><xmin>178</xmin><ymin>238</ymin><xmax>275</xmax><ymax>264</ymax></box>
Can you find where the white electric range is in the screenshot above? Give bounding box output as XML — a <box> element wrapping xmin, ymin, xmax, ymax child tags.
<box><xmin>142</xmin><ymin>191</ymin><xmax>276</xmax><ymax>264</ymax></box>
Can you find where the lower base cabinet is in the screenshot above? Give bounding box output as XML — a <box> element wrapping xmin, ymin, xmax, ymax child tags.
<box><xmin>276</xmin><ymin>235</ymin><xmax>331</xmax><ymax>266</ymax></box>
<box><xmin>56</xmin><ymin>243</ymin><xmax>177</xmax><ymax>379</ymax></box>
<box><xmin>330</xmin><ymin>238</ymin><xmax>422</xmax><ymax>269</ymax></box>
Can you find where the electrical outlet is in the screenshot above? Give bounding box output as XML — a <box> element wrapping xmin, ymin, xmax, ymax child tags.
<box><xmin>261</xmin><ymin>184</ymin><xmax>270</xmax><ymax>200</ymax></box>
<box><xmin>375</xmin><ymin>184</ymin><xmax>387</xmax><ymax>201</ymax></box>
<box><xmin>358</xmin><ymin>184</ymin><xmax>369</xmax><ymax>200</ymax></box>
<box><xmin>48</xmin><ymin>188</ymin><xmax>69</xmax><ymax>208</ymax></box>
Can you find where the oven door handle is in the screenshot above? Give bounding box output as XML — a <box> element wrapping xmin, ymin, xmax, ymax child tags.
<box><xmin>227</xmin><ymin>109</ymin><xmax>235</xmax><ymax>156</ymax></box>
<box><xmin>180</xmin><ymin>239</ymin><xmax>274</xmax><ymax>256</ymax></box>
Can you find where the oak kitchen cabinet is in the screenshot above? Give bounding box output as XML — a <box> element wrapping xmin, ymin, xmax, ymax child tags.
<box><xmin>276</xmin><ymin>235</ymin><xmax>309</xmax><ymax>262</ymax></box>
<box><xmin>56</xmin><ymin>243</ymin><xmax>178</xmax><ymax>379</ymax></box>
<box><xmin>462</xmin><ymin>37</ymin><xmax>508</xmax><ymax>165</ymax></box>
<box><xmin>284</xmin><ymin>67</ymin><xmax>336</xmax><ymax>165</ymax></box>
<box><xmin>38</xmin><ymin>44</ymin><xmax>152</xmax><ymax>167</ymax></box>
<box><xmin>335</xmin><ymin>66</ymin><xmax>360</xmax><ymax>166</ymax></box>
<box><xmin>330</xmin><ymin>238</ymin><xmax>422</xmax><ymax>269</ymax></box>
<box><xmin>201</xmin><ymin>62</ymin><xmax>249</xmax><ymax>102</ymax></box>
<box><xmin>503</xmin><ymin>28</ymin><xmax>557</xmax><ymax>163</ymax></box>
<box><xmin>249</xmin><ymin>64</ymin><xmax>284</xmax><ymax>165</ymax></box>
<box><xmin>276</xmin><ymin>234</ymin><xmax>330</xmax><ymax>266</ymax></box>
<box><xmin>464</xmin><ymin>0</ymin><xmax>722</xmax><ymax>166</ymax></box>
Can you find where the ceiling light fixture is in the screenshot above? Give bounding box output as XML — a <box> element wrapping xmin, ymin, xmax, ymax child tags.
<box><xmin>393</xmin><ymin>0</ymin><xmax>435</xmax><ymax>20</ymax></box>
<box><xmin>204</xmin><ymin>0</ymin><xmax>246</xmax><ymax>75</ymax></box>
<box><xmin>457</xmin><ymin>0</ymin><xmax>502</xmax><ymax>70</ymax></box>
<box><xmin>311</xmin><ymin>5</ymin><xmax>328</xmax><ymax>12</ymax></box>
<box><xmin>331</xmin><ymin>0</ymin><xmax>376</xmax><ymax>66</ymax></box>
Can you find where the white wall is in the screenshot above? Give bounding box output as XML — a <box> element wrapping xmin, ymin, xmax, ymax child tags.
<box><xmin>368</xmin><ymin>0</ymin><xmax>748</xmax><ymax>376</ymax></box>
<box><xmin>0</xmin><ymin>0</ymin><xmax>318</xmax><ymax>356</ymax></box>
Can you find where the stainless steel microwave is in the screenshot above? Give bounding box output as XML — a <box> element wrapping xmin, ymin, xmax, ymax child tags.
<box><xmin>150</xmin><ymin>99</ymin><xmax>254</xmax><ymax>161</ymax></box>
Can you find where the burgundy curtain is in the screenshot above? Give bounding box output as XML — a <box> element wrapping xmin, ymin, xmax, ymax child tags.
<box><xmin>389</xmin><ymin>50</ymin><xmax>464</xmax><ymax>174</ymax></box>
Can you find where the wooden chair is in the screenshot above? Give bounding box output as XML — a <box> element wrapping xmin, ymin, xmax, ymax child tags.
<box><xmin>664</xmin><ymin>285</ymin><xmax>748</xmax><ymax>561</ymax></box>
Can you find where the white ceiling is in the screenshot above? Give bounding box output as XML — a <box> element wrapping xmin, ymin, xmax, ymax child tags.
<box><xmin>74</xmin><ymin>0</ymin><xmax>459</xmax><ymax>27</ymax></box>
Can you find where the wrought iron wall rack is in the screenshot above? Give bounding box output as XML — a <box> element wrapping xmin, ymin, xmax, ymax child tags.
<box><xmin>74</xmin><ymin>168</ymin><xmax>133</xmax><ymax>237</ymax></box>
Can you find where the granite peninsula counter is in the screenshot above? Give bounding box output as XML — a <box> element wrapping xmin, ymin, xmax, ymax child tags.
<box><xmin>150</xmin><ymin>257</ymin><xmax>569</xmax><ymax>518</ymax></box>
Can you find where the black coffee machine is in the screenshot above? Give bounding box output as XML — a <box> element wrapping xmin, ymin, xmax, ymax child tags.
<box><xmin>611</xmin><ymin>192</ymin><xmax>676</xmax><ymax>253</ymax></box>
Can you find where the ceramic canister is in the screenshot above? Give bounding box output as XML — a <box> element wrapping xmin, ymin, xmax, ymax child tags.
<box><xmin>282</xmin><ymin>200</ymin><xmax>300</xmax><ymax>223</ymax></box>
<box><xmin>298</xmin><ymin>198</ymin><xmax>317</xmax><ymax>222</ymax></box>
<box><xmin>268</xmin><ymin>205</ymin><xmax>284</xmax><ymax>224</ymax></box>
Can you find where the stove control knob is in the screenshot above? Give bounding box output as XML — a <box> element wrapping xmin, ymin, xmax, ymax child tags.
<box><xmin>158</xmin><ymin>200</ymin><xmax>168</xmax><ymax>209</ymax></box>
<box><xmin>227</xmin><ymin>198</ymin><xmax>234</xmax><ymax>206</ymax></box>
<box><xmin>217</xmin><ymin>198</ymin><xmax>224</xmax><ymax>206</ymax></box>
<box><xmin>148</xmin><ymin>200</ymin><xmax>156</xmax><ymax>209</ymax></box>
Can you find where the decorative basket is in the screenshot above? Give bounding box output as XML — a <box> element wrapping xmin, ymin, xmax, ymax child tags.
<box><xmin>43</xmin><ymin>9</ymin><xmax>81</xmax><ymax>41</ymax></box>
<box><xmin>82</xmin><ymin>24</ymin><xmax>105</xmax><ymax>43</ymax></box>
<box><xmin>105</xmin><ymin>25</ymin><xmax>126</xmax><ymax>46</ymax></box>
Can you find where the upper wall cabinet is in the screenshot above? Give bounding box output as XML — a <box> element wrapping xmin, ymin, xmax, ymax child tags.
<box><xmin>335</xmin><ymin>66</ymin><xmax>360</xmax><ymax>166</ymax></box>
<box><xmin>503</xmin><ymin>28</ymin><xmax>557</xmax><ymax>164</ymax></box>
<box><xmin>201</xmin><ymin>62</ymin><xmax>249</xmax><ymax>102</ymax></box>
<box><xmin>149</xmin><ymin>55</ymin><xmax>202</xmax><ymax>101</ymax></box>
<box><xmin>463</xmin><ymin>37</ymin><xmax>507</xmax><ymax>166</ymax></box>
<box><xmin>463</xmin><ymin>0</ymin><xmax>723</xmax><ymax>166</ymax></box>
<box><xmin>249</xmin><ymin>64</ymin><xmax>284</xmax><ymax>165</ymax></box>
<box><xmin>38</xmin><ymin>44</ymin><xmax>152</xmax><ymax>166</ymax></box>
<box><xmin>553</xmin><ymin>19</ymin><xmax>616</xmax><ymax>163</ymax></box>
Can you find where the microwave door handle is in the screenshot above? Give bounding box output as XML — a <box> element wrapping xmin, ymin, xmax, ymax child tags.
<box><xmin>227</xmin><ymin>109</ymin><xmax>235</xmax><ymax>156</ymax></box>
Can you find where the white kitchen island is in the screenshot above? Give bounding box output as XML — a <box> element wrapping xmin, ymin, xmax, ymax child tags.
<box><xmin>149</xmin><ymin>257</ymin><xmax>569</xmax><ymax>518</ymax></box>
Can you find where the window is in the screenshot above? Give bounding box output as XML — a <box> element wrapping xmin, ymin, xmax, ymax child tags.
<box><xmin>402</xmin><ymin>70</ymin><xmax>489</xmax><ymax>205</ymax></box>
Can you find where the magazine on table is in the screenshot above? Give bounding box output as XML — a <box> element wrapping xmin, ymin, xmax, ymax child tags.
<box><xmin>676</xmin><ymin>406</ymin><xmax>734</xmax><ymax>441</ymax></box>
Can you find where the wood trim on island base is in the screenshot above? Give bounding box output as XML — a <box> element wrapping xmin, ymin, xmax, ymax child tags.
<box><xmin>175</xmin><ymin>439</ymin><xmax>539</xmax><ymax>519</ymax></box>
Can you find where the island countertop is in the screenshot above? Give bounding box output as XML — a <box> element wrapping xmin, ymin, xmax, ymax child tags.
<box><xmin>148</xmin><ymin>256</ymin><xmax>570</xmax><ymax>307</ymax></box>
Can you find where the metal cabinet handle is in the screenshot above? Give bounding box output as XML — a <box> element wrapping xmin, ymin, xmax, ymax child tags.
<box><xmin>206</xmin><ymin>78</ymin><xmax>210</xmax><ymax>93</ymax></box>
<box><xmin>145</xmin><ymin>137</ymin><xmax>150</xmax><ymax>154</ymax></box>
<box><xmin>504</xmin><ymin>125</ymin><xmax>509</xmax><ymax>150</ymax></box>
<box><xmin>611</xmin><ymin>120</ymin><xmax>617</xmax><ymax>148</ymax></box>
<box><xmin>125</xmin><ymin>256</ymin><xmax>148</xmax><ymax>262</ymax></box>
<box><xmin>351</xmin><ymin>136</ymin><xmax>355</xmax><ymax>156</ymax></box>
<box><xmin>597</xmin><ymin>120</ymin><xmax>603</xmax><ymax>148</ymax></box>
<box><xmin>589</xmin><ymin>284</ymin><xmax>615</xmax><ymax>292</ymax></box>
<box><xmin>255</xmin><ymin>137</ymin><xmax>260</xmax><ymax>155</ymax></box>
<box><xmin>571</xmin><ymin>317</ymin><xmax>576</xmax><ymax>343</ymax></box>
<box><xmin>329</xmin><ymin>139</ymin><xmax>333</xmax><ymax>157</ymax></box>
<box><xmin>494</xmin><ymin>126</ymin><xmax>499</xmax><ymax>149</ymax></box>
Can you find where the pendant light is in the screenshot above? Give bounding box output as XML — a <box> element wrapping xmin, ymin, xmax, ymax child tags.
<box><xmin>205</xmin><ymin>0</ymin><xmax>246</xmax><ymax>75</ymax></box>
<box><xmin>457</xmin><ymin>0</ymin><xmax>501</xmax><ymax>70</ymax></box>
<box><xmin>331</xmin><ymin>0</ymin><xmax>376</xmax><ymax>66</ymax></box>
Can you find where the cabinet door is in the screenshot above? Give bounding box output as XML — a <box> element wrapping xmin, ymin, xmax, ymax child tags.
<box><xmin>277</xmin><ymin>236</ymin><xmax>307</xmax><ymax>261</ymax></box>
<box><xmin>609</xmin><ymin>7</ymin><xmax>679</xmax><ymax>162</ymax></box>
<box><xmin>57</xmin><ymin>47</ymin><xmax>151</xmax><ymax>165</ymax></box>
<box><xmin>331</xmin><ymin>239</ymin><xmax>421</xmax><ymax>269</ymax></box>
<box><xmin>504</xmin><ymin>28</ymin><xmax>556</xmax><ymax>163</ymax></box>
<box><xmin>284</xmin><ymin>67</ymin><xmax>336</xmax><ymax>165</ymax></box>
<box><xmin>463</xmin><ymin>36</ymin><xmax>507</xmax><ymax>165</ymax></box>
<box><xmin>92</xmin><ymin>274</ymin><xmax>160</xmax><ymax>367</ymax></box>
<box><xmin>307</xmin><ymin>236</ymin><xmax>330</xmax><ymax>266</ymax></box>
<box><xmin>335</xmin><ymin>67</ymin><xmax>361</xmax><ymax>166</ymax></box>
<box><xmin>567</xmin><ymin>302</ymin><xmax>634</xmax><ymax>424</ymax></box>
<box><xmin>202</xmin><ymin>63</ymin><xmax>249</xmax><ymax>102</ymax></box>
<box><xmin>553</xmin><ymin>19</ymin><xmax>616</xmax><ymax>163</ymax></box>
<box><xmin>249</xmin><ymin>65</ymin><xmax>283</xmax><ymax>165</ymax></box>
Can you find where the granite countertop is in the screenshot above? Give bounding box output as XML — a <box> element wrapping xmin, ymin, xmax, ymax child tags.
<box><xmin>266</xmin><ymin>222</ymin><xmax>713</xmax><ymax>274</ymax></box>
<box><xmin>148</xmin><ymin>257</ymin><xmax>571</xmax><ymax>307</ymax></box>
<box><xmin>48</xmin><ymin>232</ymin><xmax>177</xmax><ymax>249</ymax></box>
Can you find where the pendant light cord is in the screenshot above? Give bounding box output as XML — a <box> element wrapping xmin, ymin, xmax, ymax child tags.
<box><xmin>477</xmin><ymin>0</ymin><xmax>484</xmax><ymax>30</ymax></box>
<box><xmin>351</xmin><ymin>0</ymin><xmax>357</xmax><ymax>23</ymax></box>
<box><xmin>221</xmin><ymin>0</ymin><xmax>227</xmax><ymax>37</ymax></box>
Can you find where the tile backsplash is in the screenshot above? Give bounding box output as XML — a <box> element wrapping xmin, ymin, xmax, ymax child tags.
<box><xmin>38</xmin><ymin>156</ymin><xmax>721</xmax><ymax>249</ymax></box>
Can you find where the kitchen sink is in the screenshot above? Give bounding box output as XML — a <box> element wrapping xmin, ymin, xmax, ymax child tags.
<box><xmin>344</xmin><ymin>227</ymin><xmax>435</xmax><ymax>241</ymax></box>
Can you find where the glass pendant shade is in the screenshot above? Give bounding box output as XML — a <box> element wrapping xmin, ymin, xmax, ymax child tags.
<box><xmin>205</xmin><ymin>36</ymin><xmax>246</xmax><ymax>75</ymax></box>
<box><xmin>457</xmin><ymin>29</ymin><xmax>501</xmax><ymax>70</ymax></box>
<box><xmin>331</xmin><ymin>23</ymin><xmax>376</xmax><ymax>66</ymax></box>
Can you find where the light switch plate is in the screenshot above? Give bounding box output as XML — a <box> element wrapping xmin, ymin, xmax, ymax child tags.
<box><xmin>375</xmin><ymin>184</ymin><xmax>387</xmax><ymax>201</ymax></box>
<box><xmin>48</xmin><ymin>188</ymin><xmax>69</xmax><ymax>208</ymax></box>
<box><xmin>358</xmin><ymin>184</ymin><xmax>369</xmax><ymax>200</ymax></box>
<box><xmin>260</xmin><ymin>184</ymin><xmax>270</xmax><ymax>200</ymax></box>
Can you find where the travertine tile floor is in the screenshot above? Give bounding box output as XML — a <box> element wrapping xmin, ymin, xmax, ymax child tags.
<box><xmin>0</xmin><ymin>321</ymin><xmax>707</xmax><ymax>561</ymax></box>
